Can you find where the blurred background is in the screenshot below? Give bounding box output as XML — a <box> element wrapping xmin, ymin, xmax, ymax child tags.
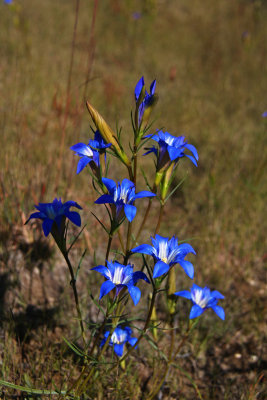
<box><xmin>0</xmin><ymin>0</ymin><xmax>266</xmax><ymax>398</ymax></box>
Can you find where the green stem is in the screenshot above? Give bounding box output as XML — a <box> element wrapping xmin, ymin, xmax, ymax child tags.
<box><xmin>105</xmin><ymin>233</ymin><xmax>113</xmax><ymax>266</ymax></box>
<box><xmin>62</xmin><ymin>251</ymin><xmax>86</xmax><ymax>347</ymax></box>
<box><xmin>124</xmin><ymin>221</ymin><xmax>132</xmax><ymax>264</ymax></box>
<box><xmin>111</xmin><ymin>288</ymin><xmax>158</xmax><ymax>369</ymax></box>
<box><xmin>118</xmin><ymin>228</ymin><xmax>125</xmax><ymax>254</ymax></box>
<box><xmin>133</xmin><ymin>183</ymin><xmax>157</xmax><ymax>247</ymax></box>
<box><xmin>154</xmin><ymin>202</ymin><xmax>164</xmax><ymax>235</ymax></box>
<box><xmin>75</xmin><ymin>302</ymin><xmax>125</xmax><ymax>396</ymax></box>
<box><xmin>133</xmin><ymin>144</ymin><xmax>138</xmax><ymax>187</ymax></box>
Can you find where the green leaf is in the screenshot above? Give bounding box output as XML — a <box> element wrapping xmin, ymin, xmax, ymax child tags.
<box><xmin>75</xmin><ymin>249</ymin><xmax>87</xmax><ymax>280</ymax></box>
<box><xmin>91</xmin><ymin>212</ymin><xmax>109</xmax><ymax>234</ymax></box>
<box><xmin>0</xmin><ymin>379</ymin><xmax>65</xmax><ymax>395</ymax></box>
<box><xmin>140</xmin><ymin>168</ymin><xmax>154</xmax><ymax>192</ymax></box>
<box><xmin>164</xmin><ymin>175</ymin><xmax>187</xmax><ymax>202</ymax></box>
<box><xmin>89</xmin><ymin>290</ymin><xmax>105</xmax><ymax>315</ymax></box>
<box><xmin>68</xmin><ymin>225</ymin><xmax>86</xmax><ymax>253</ymax></box>
<box><xmin>62</xmin><ymin>337</ymin><xmax>85</xmax><ymax>358</ymax></box>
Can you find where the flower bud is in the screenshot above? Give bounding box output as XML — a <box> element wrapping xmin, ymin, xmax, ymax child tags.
<box><xmin>86</xmin><ymin>101</ymin><xmax>131</xmax><ymax>167</ymax></box>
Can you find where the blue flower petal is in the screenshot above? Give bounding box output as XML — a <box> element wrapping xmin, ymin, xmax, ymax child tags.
<box><xmin>99</xmin><ymin>280</ymin><xmax>115</xmax><ymax>299</ymax></box>
<box><xmin>212</xmin><ymin>305</ymin><xmax>225</xmax><ymax>320</ymax></box>
<box><xmin>150</xmin><ymin>79</ymin><xmax>156</xmax><ymax>95</ymax></box>
<box><xmin>211</xmin><ymin>290</ymin><xmax>224</xmax><ymax>300</ymax></box>
<box><xmin>189</xmin><ymin>304</ymin><xmax>204</xmax><ymax>319</ymax></box>
<box><xmin>168</xmin><ymin>145</ymin><xmax>183</xmax><ymax>161</ymax></box>
<box><xmin>132</xmin><ymin>271</ymin><xmax>150</xmax><ymax>284</ymax></box>
<box><xmin>134</xmin><ymin>190</ymin><xmax>156</xmax><ymax>199</ymax></box>
<box><xmin>128</xmin><ymin>285</ymin><xmax>141</xmax><ymax>305</ymax></box>
<box><xmin>95</xmin><ymin>194</ymin><xmax>114</xmax><ymax>204</ymax></box>
<box><xmin>70</xmin><ymin>143</ymin><xmax>93</xmax><ymax>157</ymax></box>
<box><xmin>64</xmin><ymin>210</ymin><xmax>81</xmax><ymax>227</ymax></box>
<box><xmin>128</xmin><ymin>337</ymin><xmax>138</xmax><ymax>347</ymax></box>
<box><xmin>153</xmin><ymin>261</ymin><xmax>170</xmax><ymax>278</ymax></box>
<box><xmin>102</xmin><ymin>177</ymin><xmax>117</xmax><ymax>193</ymax></box>
<box><xmin>135</xmin><ymin>76</ymin><xmax>144</xmax><ymax>101</ymax></box>
<box><xmin>121</xmin><ymin>178</ymin><xmax>135</xmax><ymax>191</ymax></box>
<box><xmin>131</xmin><ymin>243</ymin><xmax>153</xmax><ymax>255</ymax></box>
<box><xmin>91</xmin><ymin>265</ymin><xmax>109</xmax><ymax>278</ymax></box>
<box><xmin>174</xmin><ymin>290</ymin><xmax>192</xmax><ymax>299</ymax></box>
<box><xmin>42</xmin><ymin>219</ymin><xmax>54</xmax><ymax>237</ymax></box>
<box><xmin>185</xmin><ymin>143</ymin><xmax>199</xmax><ymax>161</ymax></box>
<box><xmin>178</xmin><ymin>260</ymin><xmax>194</xmax><ymax>279</ymax></box>
<box><xmin>124</xmin><ymin>204</ymin><xmax>137</xmax><ymax>222</ymax></box>
<box><xmin>176</xmin><ymin>243</ymin><xmax>196</xmax><ymax>256</ymax></box>
<box><xmin>77</xmin><ymin>157</ymin><xmax>91</xmax><ymax>174</ymax></box>
<box><xmin>114</xmin><ymin>343</ymin><xmax>124</xmax><ymax>357</ymax></box>
<box><xmin>26</xmin><ymin>211</ymin><xmax>43</xmax><ymax>221</ymax></box>
<box><xmin>185</xmin><ymin>154</ymin><xmax>198</xmax><ymax>167</ymax></box>
<box><xmin>64</xmin><ymin>200</ymin><xmax>82</xmax><ymax>210</ymax></box>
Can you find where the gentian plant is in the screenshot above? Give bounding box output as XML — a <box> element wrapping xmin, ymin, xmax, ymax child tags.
<box><xmin>95</xmin><ymin>177</ymin><xmax>156</xmax><ymax>223</ymax></box>
<box><xmin>91</xmin><ymin>261</ymin><xmax>149</xmax><ymax>305</ymax></box>
<box><xmin>5</xmin><ymin>75</ymin><xmax>225</xmax><ymax>399</ymax></box>
<box><xmin>101</xmin><ymin>326</ymin><xmax>138</xmax><ymax>357</ymax></box>
<box><xmin>26</xmin><ymin>198</ymin><xmax>82</xmax><ymax>237</ymax></box>
<box><xmin>175</xmin><ymin>284</ymin><xmax>225</xmax><ymax>320</ymax></box>
<box><xmin>132</xmin><ymin>234</ymin><xmax>195</xmax><ymax>279</ymax></box>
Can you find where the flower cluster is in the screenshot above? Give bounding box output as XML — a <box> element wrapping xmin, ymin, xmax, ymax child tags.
<box><xmin>25</xmin><ymin>75</ymin><xmax>225</xmax><ymax>366</ymax></box>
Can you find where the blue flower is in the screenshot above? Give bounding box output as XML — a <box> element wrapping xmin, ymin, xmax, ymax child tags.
<box><xmin>89</xmin><ymin>129</ymin><xmax>112</xmax><ymax>151</ymax></box>
<box><xmin>262</xmin><ymin>111</ymin><xmax>267</xmax><ymax>118</ymax></box>
<box><xmin>175</xmin><ymin>283</ymin><xmax>225</xmax><ymax>320</ymax></box>
<box><xmin>131</xmin><ymin>235</ymin><xmax>195</xmax><ymax>279</ymax></box>
<box><xmin>95</xmin><ymin>178</ymin><xmax>156</xmax><ymax>222</ymax></box>
<box><xmin>101</xmin><ymin>326</ymin><xmax>138</xmax><ymax>357</ymax></box>
<box><xmin>135</xmin><ymin>76</ymin><xmax>156</xmax><ymax>126</ymax></box>
<box><xmin>91</xmin><ymin>261</ymin><xmax>149</xmax><ymax>305</ymax></box>
<box><xmin>70</xmin><ymin>130</ymin><xmax>111</xmax><ymax>174</ymax></box>
<box><xmin>4</xmin><ymin>0</ymin><xmax>13</xmax><ymax>4</ymax></box>
<box><xmin>26</xmin><ymin>198</ymin><xmax>82</xmax><ymax>237</ymax></box>
<box><xmin>145</xmin><ymin>130</ymin><xmax>198</xmax><ymax>168</ymax></box>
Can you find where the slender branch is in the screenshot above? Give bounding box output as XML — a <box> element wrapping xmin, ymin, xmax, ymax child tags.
<box><xmin>111</xmin><ymin>288</ymin><xmax>158</xmax><ymax>369</ymax></box>
<box><xmin>154</xmin><ymin>202</ymin><xmax>164</xmax><ymax>235</ymax></box>
<box><xmin>134</xmin><ymin>198</ymin><xmax>152</xmax><ymax>246</ymax></box>
<box><xmin>62</xmin><ymin>251</ymin><xmax>86</xmax><ymax>347</ymax></box>
<box><xmin>133</xmin><ymin>183</ymin><xmax>157</xmax><ymax>247</ymax></box>
<box><xmin>133</xmin><ymin>144</ymin><xmax>138</xmax><ymax>187</ymax></box>
<box><xmin>105</xmin><ymin>234</ymin><xmax>113</xmax><ymax>266</ymax></box>
<box><xmin>118</xmin><ymin>228</ymin><xmax>125</xmax><ymax>254</ymax></box>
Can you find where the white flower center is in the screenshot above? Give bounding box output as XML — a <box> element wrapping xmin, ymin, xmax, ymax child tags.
<box><xmin>119</xmin><ymin>186</ymin><xmax>129</xmax><ymax>203</ymax></box>
<box><xmin>110</xmin><ymin>266</ymin><xmax>131</xmax><ymax>285</ymax></box>
<box><xmin>84</xmin><ymin>146</ymin><xmax>93</xmax><ymax>157</ymax></box>
<box><xmin>164</xmin><ymin>135</ymin><xmax>175</xmax><ymax>146</ymax></box>
<box><xmin>157</xmin><ymin>241</ymin><xmax>168</xmax><ymax>260</ymax></box>
<box><xmin>192</xmin><ymin>289</ymin><xmax>209</xmax><ymax>308</ymax></box>
<box><xmin>111</xmin><ymin>330</ymin><xmax>127</xmax><ymax>344</ymax></box>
